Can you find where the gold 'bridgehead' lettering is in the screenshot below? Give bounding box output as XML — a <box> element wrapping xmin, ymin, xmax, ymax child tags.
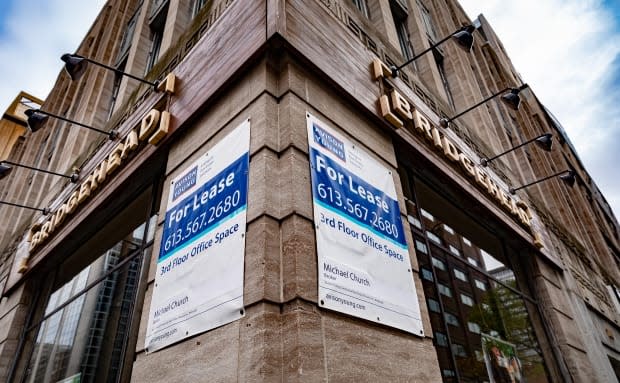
<box><xmin>371</xmin><ymin>59</ymin><xmax>535</xmax><ymax>237</ymax></box>
<box><xmin>28</xmin><ymin>105</ymin><xmax>173</xmax><ymax>255</ymax></box>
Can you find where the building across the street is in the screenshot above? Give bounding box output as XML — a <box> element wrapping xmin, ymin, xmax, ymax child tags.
<box><xmin>0</xmin><ymin>0</ymin><xmax>618</xmax><ymax>382</ymax></box>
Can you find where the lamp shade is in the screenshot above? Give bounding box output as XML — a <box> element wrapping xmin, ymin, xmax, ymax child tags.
<box><xmin>61</xmin><ymin>54</ymin><xmax>88</xmax><ymax>81</ymax></box>
<box><xmin>0</xmin><ymin>164</ymin><xmax>12</xmax><ymax>180</ymax></box>
<box><xmin>500</xmin><ymin>88</ymin><xmax>522</xmax><ymax>110</ymax></box>
<box><xmin>560</xmin><ymin>170</ymin><xmax>576</xmax><ymax>187</ymax></box>
<box><xmin>452</xmin><ymin>26</ymin><xmax>475</xmax><ymax>52</ymax></box>
<box><xmin>534</xmin><ymin>133</ymin><xmax>553</xmax><ymax>152</ymax></box>
<box><xmin>24</xmin><ymin>109</ymin><xmax>49</xmax><ymax>133</ymax></box>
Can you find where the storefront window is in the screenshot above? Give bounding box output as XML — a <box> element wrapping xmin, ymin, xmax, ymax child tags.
<box><xmin>400</xmin><ymin>167</ymin><xmax>554</xmax><ymax>383</ymax></box>
<box><xmin>20</xmin><ymin>182</ymin><xmax>160</xmax><ymax>383</ymax></box>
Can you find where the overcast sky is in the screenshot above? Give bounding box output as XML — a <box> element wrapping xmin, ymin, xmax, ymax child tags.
<box><xmin>458</xmin><ymin>0</ymin><xmax>620</xmax><ymax>219</ymax></box>
<box><xmin>0</xmin><ymin>0</ymin><xmax>106</xmax><ymax>109</ymax></box>
<box><xmin>0</xmin><ymin>0</ymin><xmax>618</xmax><ymax>218</ymax></box>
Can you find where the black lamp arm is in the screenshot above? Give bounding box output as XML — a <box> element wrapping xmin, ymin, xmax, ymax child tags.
<box><xmin>446</xmin><ymin>87</ymin><xmax>512</xmax><ymax>124</ymax></box>
<box><xmin>391</xmin><ymin>32</ymin><xmax>456</xmax><ymax>75</ymax></box>
<box><xmin>35</xmin><ymin>110</ymin><xmax>115</xmax><ymax>139</ymax></box>
<box><xmin>0</xmin><ymin>200</ymin><xmax>49</xmax><ymax>215</ymax></box>
<box><xmin>482</xmin><ymin>133</ymin><xmax>548</xmax><ymax>166</ymax></box>
<box><xmin>0</xmin><ymin>160</ymin><xmax>74</xmax><ymax>180</ymax></box>
<box><xmin>510</xmin><ymin>170</ymin><xmax>572</xmax><ymax>194</ymax></box>
<box><xmin>81</xmin><ymin>56</ymin><xmax>158</xmax><ymax>88</ymax></box>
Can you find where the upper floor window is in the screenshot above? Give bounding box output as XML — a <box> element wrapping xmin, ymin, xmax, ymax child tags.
<box><xmin>444</xmin><ymin>312</ymin><xmax>460</xmax><ymax>327</ymax></box>
<box><xmin>435</xmin><ymin>331</ymin><xmax>448</xmax><ymax>347</ymax></box>
<box><xmin>146</xmin><ymin>2</ymin><xmax>169</xmax><ymax>73</ymax></box>
<box><xmin>468</xmin><ymin>321</ymin><xmax>481</xmax><ymax>334</ymax></box>
<box><xmin>192</xmin><ymin>0</ymin><xmax>208</xmax><ymax>18</ymax></box>
<box><xmin>453</xmin><ymin>268</ymin><xmax>467</xmax><ymax>282</ymax></box>
<box><xmin>460</xmin><ymin>293</ymin><xmax>475</xmax><ymax>307</ymax></box>
<box><xmin>420</xmin><ymin>208</ymin><xmax>434</xmax><ymax>221</ymax></box>
<box><xmin>426</xmin><ymin>231</ymin><xmax>442</xmax><ymax>245</ymax></box>
<box><xmin>390</xmin><ymin>1</ymin><xmax>413</xmax><ymax>60</ymax></box>
<box><xmin>427</xmin><ymin>298</ymin><xmax>441</xmax><ymax>313</ymax></box>
<box><xmin>443</xmin><ymin>224</ymin><xmax>455</xmax><ymax>234</ymax></box>
<box><xmin>438</xmin><ymin>283</ymin><xmax>452</xmax><ymax>297</ymax></box>
<box><xmin>415</xmin><ymin>240</ymin><xmax>428</xmax><ymax>254</ymax></box>
<box><xmin>474</xmin><ymin>279</ymin><xmax>488</xmax><ymax>291</ymax></box>
<box><xmin>417</xmin><ymin>0</ymin><xmax>438</xmax><ymax>42</ymax></box>
<box><xmin>468</xmin><ymin>256</ymin><xmax>479</xmax><ymax>267</ymax></box>
<box><xmin>431</xmin><ymin>256</ymin><xmax>446</xmax><ymax>271</ymax></box>
<box><xmin>408</xmin><ymin>215</ymin><xmax>422</xmax><ymax>229</ymax></box>
<box><xmin>351</xmin><ymin>0</ymin><xmax>369</xmax><ymax>18</ymax></box>
<box><xmin>421</xmin><ymin>267</ymin><xmax>434</xmax><ymax>282</ymax></box>
<box><xmin>449</xmin><ymin>245</ymin><xmax>461</xmax><ymax>256</ymax></box>
<box><xmin>451</xmin><ymin>343</ymin><xmax>467</xmax><ymax>357</ymax></box>
<box><xmin>433</xmin><ymin>49</ymin><xmax>456</xmax><ymax>109</ymax></box>
<box><xmin>442</xmin><ymin>369</ymin><xmax>457</xmax><ymax>377</ymax></box>
<box><xmin>116</xmin><ymin>9</ymin><xmax>140</xmax><ymax>65</ymax></box>
<box><xmin>107</xmin><ymin>59</ymin><xmax>126</xmax><ymax>121</ymax></box>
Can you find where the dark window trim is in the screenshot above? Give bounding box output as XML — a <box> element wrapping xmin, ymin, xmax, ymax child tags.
<box><xmin>11</xmin><ymin>167</ymin><xmax>165</xmax><ymax>383</ymax></box>
<box><xmin>24</xmin><ymin>237</ymin><xmax>153</xmax><ymax>333</ymax></box>
<box><xmin>350</xmin><ymin>0</ymin><xmax>369</xmax><ymax>18</ymax></box>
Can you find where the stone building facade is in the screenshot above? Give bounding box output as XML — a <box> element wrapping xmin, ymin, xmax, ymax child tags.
<box><xmin>0</xmin><ymin>0</ymin><xmax>618</xmax><ymax>382</ymax></box>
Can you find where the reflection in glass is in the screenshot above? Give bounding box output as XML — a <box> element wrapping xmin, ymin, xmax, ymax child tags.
<box><xmin>465</xmin><ymin>278</ymin><xmax>548</xmax><ymax>382</ymax></box>
<box><xmin>409</xmin><ymin>202</ymin><xmax>551</xmax><ymax>382</ymax></box>
<box><xmin>24</xmin><ymin>225</ymin><xmax>149</xmax><ymax>383</ymax></box>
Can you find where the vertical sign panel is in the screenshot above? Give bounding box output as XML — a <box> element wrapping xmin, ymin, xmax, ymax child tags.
<box><xmin>307</xmin><ymin>113</ymin><xmax>423</xmax><ymax>335</ymax></box>
<box><xmin>145</xmin><ymin>121</ymin><xmax>250</xmax><ymax>352</ymax></box>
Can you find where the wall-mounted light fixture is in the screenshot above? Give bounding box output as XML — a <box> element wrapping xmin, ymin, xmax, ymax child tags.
<box><xmin>439</xmin><ymin>84</ymin><xmax>529</xmax><ymax>128</ymax></box>
<box><xmin>480</xmin><ymin>133</ymin><xmax>553</xmax><ymax>167</ymax></box>
<box><xmin>510</xmin><ymin>170</ymin><xmax>576</xmax><ymax>194</ymax></box>
<box><xmin>25</xmin><ymin>109</ymin><xmax>117</xmax><ymax>140</ymax></box>
<box><xmin>0</xmin><ymin>161</ymin><xmax>79</xmax><ymax>183</ymax></box>
<box><xmin>390</xmin><ymin>25</ymin><xmax>476</xmax><ymax>78</ymax></box>
<box><xmin>0</xmin><ymin>200</ymin><xmax>49</xmax><ymax>215</ymax></box>
<box><xmin>61</xmin><ymin>53</ymin><xmax>159</xmax><ymax>90</ymax></box>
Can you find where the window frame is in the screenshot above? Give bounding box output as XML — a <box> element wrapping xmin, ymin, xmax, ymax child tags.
<box><xmin>350</xmin><ymin>0</ymin><xmax>369</xmax><ymax>18</ymax></box>
<box><xmin>12</xmin><ymin>160</ymin><xmax>166</xmax><ymax>383</ymax></box>
<box><xmin>145</xmin><ymin>2</ymin><xmax>169</xmax><ymax>74</ymax></box>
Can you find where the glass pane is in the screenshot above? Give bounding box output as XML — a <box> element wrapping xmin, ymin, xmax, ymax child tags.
<box><xmin>395</xmin><ymin>18</ymin><xmax>412</xmax><ymax>60</ymax></box>
<box><xmin>438</xmin><ymin>283</ymin><xmax>452</xmax><ymax>297</ymax></box>
<box><xmin>420</xmin><ymin>208</ymin><xmax>434</xmax><ymax>221</ymax></box>
<box><xmin>408</xmin><ymin>215</ymin><xmax>422</xmax><ymax>229</ymax></box>
<box><xmin>426</xmin><ymin>231</ymin><xmax>442</xmax><ymax>245</ymax></box>
<box><xmin>453</xmin><ymin>280</ymin><xmax>548</xmax><ymax>382</ymax></box>
<box><xmin>351</xmin><ymin>0</ymin><xmax>369</xmax><ymax>17</ymax></box>
<box><xmin>454</xmin><ymin>269</ymin><xmax>467</xmax><ymax>282</ymax></box>
<box><xmin>475</xmin><ymin>279</ymin><xmax>488</xmax><ymax>291</ymax></box>
<box><xmin>432</xmin><ymin>257</ymin><xmax>446</xmax><ymax>271</ymax></box>
<box><xmin>435</xmin><ymin>332</ymin><xmax>448</xmax><ymax>347</ymax></box>
<box><xmin>25</xmin><ymin>237</ymin><xmax>150</xmax><ymax>383</ymax></box>
<box><xmin>417</xmin><ymin>0</ymin><xmax>438</xmax><ymax>42</ymax></box>
<box><xmin>428</xmin><ymin>298</ymin><xmax>441</xmax><ymax>313</ymax></box>
<box><xmin>416</xmin><ymin>240</ymin><xmax>428</xmax><ymax>254</ymax></box>
<box><xmin>408</xmin><ymin>182</ymin><xmax>551</xmax><ymax>383</ymax></box>
<box><xmin>192</xmin><ymin>0</ymin><xmax>208</xmax><ymax>17</ymax></box>
<box><xmin>449</xmin><ymin>245</ymin><xmax>460</xmax><ymax>256</ymax></box>
<box><xmin>421</xmin><ymin>268</ymin><xmax>434</xmax><ymax>282</ymax></box>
